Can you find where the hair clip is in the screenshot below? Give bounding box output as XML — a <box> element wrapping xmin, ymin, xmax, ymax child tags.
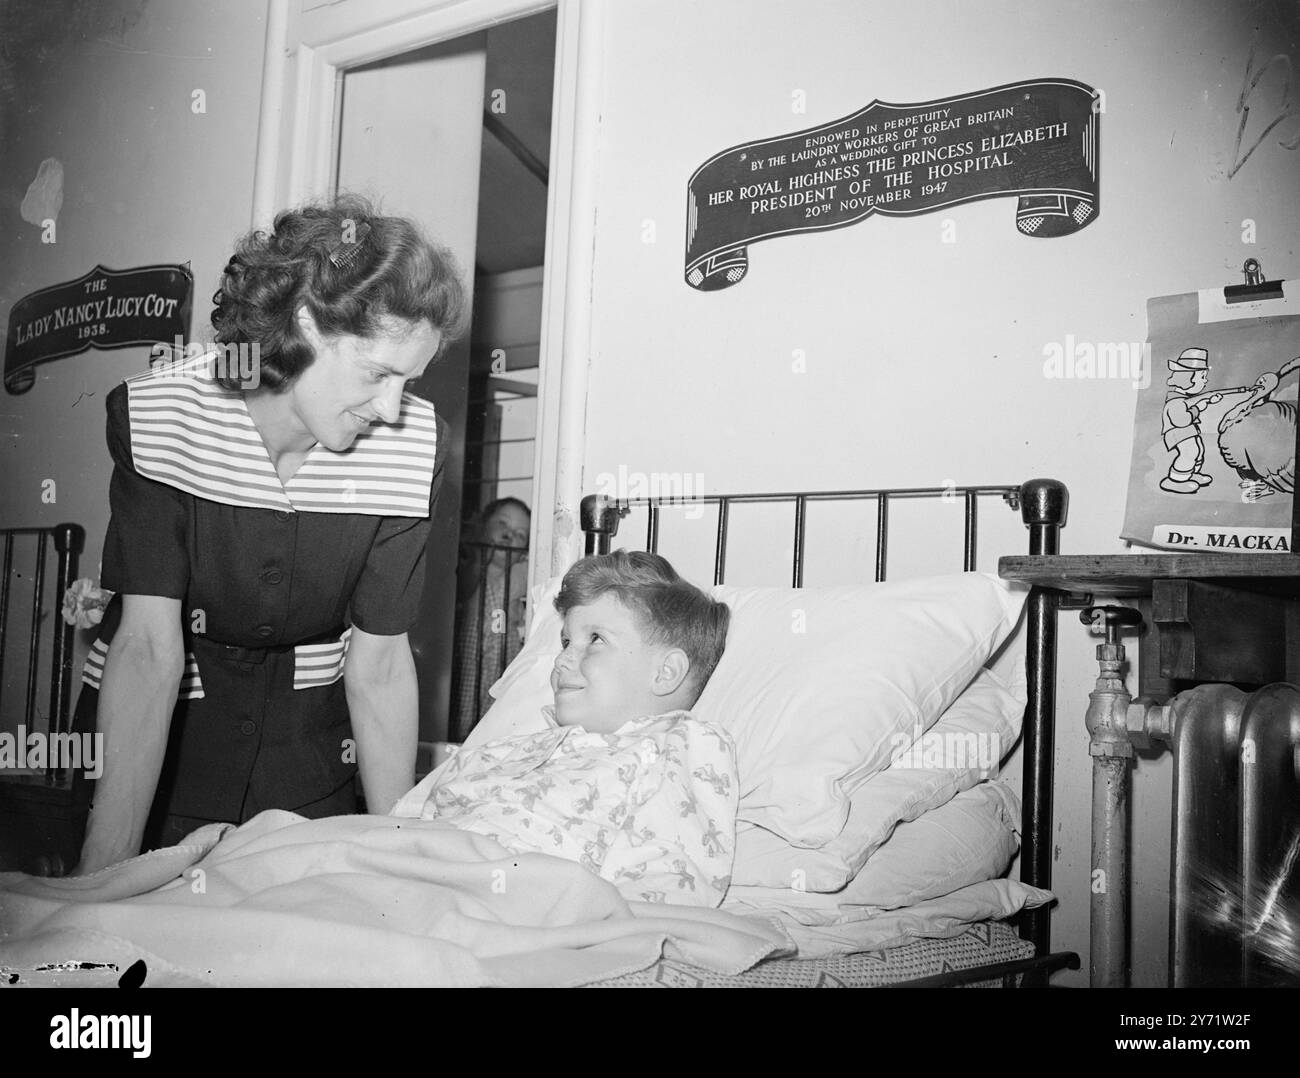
<box><xmin>328</xmin><ymin>221</ymin><xmax>373</xmax><ymax>270</ymax></box>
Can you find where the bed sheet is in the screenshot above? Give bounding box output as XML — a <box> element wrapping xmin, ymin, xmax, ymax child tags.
<box><xmin>723</xmin><ymin>877</ymin><xmax>1053</xmax><ymax>957</ymax></box>
<box><xmin>0</xmin><ymin>810</ymin><xmax>789</xmax><ymax>987</ymax></box>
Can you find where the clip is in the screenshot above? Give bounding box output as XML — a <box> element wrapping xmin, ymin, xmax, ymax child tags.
<box><xmin>1224</xmin><ymin>258</ymin><xmax>1285</xmax><ymax>304</ymax></box>
<box><xmin>328</xmin><ymin>221</ymin><xmax>373</xmax><ymax>270</ymax></box>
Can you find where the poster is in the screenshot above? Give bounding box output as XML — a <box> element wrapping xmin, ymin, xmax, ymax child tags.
<box><xmin>1121</xmin><ymin>283</ymin><xmax>1299</xmax><ymax>552</ymax></box>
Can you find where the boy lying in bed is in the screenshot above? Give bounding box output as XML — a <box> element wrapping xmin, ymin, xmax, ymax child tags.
<box><xmin>420</xmin><ymin>551</ymin><xmax>735</xmax><ymax>908</ymax></box>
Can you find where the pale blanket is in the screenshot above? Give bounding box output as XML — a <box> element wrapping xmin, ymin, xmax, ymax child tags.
<box><xmin>421</xmin><ymin>711</ymin><xmax>737</xmax><ymax>907</ymax></box>
<box><xmin>0</xmin><ymin>811</ymin><xmax>790</xmax><ymax>988</ymax></box>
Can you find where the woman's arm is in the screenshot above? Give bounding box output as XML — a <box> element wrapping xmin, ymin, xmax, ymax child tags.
<box><xmin>344</xmin><ymin>627</ymin><xmax>419</xmax><ymax>815</ymax></box>
<box><xmin>75</xmin><ymin>594</ymin><xmax>185</xmax><ymax>874</ymax></box>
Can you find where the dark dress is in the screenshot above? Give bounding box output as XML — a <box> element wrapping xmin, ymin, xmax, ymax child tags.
<box><xmin>74</xmin><ymin>358</ymin><xmax>446</xmax><ymax>849</ymax></box>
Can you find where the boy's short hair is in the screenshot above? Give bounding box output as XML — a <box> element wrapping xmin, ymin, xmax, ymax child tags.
<box><xmin>555</xmin><ymin>551</ymin><xmax>730</xmax><ymax>704</ymax></box>
<box><xmin>481</xmin><ymin>496</ymin><xmax>530</xmax><ymax>522</ymax></box>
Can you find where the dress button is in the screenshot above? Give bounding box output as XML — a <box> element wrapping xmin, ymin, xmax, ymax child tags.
<box><xmin>274</xmin><ymin>510</ymin><xmax>291</xmax><ymax>523</ymax></box>
<box><xmin>239</xmin><ymin>720</ymin><xmax>257</xmax><ymax>736</ymax></box>
<box><xmin>255</xmin><ymin>625</ymin><xmax>274</xmax><ymax>639</ymax></box>
<box><xmin>261</xmin><ymin>568</ymin><xmax>283</xmax><ymax>585</ymax></box>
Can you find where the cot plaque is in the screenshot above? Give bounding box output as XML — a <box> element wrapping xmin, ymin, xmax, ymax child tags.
<box><xmin>4</xmin><ymin>264</ymin><xmax>193</xmax><ymax>393</ymax></box>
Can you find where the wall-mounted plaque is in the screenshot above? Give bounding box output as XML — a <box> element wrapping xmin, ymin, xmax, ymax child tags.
<box><xmin>685</xmin><ymin>78</ymin><xmax>1099</xmax><ymax>291</ymax></box>
<box><xmin>4</xmin><ymin>264</ymin><xmax>193</xmax><ymax>393</ymax></box>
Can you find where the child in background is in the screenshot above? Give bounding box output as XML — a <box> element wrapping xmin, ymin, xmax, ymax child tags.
<box><xmin>450</xmin><ymin>497</ymin><xmax>531</xmax><ymax>741</ymax></box>
<box><xmin>423</xmin><ymin>551</ymin><xmax>736</xmax><ymax>907</ymax></box>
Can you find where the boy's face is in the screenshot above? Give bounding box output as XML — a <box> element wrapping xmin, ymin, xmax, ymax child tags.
<box><xmin>483</xmin><ymin>503</ymin><xmax>530</xmax><ymax>568</ymax></box>
<box><xmin>551</xmin><ymin>594</ymin><xmax>662</xmax><ymax>733</ymax></box>
<box><xmin>484</xmin><ymin>504</ymin><xmax>530</xmax><ymax>548</ymax></box>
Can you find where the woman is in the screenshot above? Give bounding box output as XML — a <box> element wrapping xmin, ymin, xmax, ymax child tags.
<box><xmin>74</xmin><ymin>197</ymin><xmax>464</xmax><ymax>875</ymax></box>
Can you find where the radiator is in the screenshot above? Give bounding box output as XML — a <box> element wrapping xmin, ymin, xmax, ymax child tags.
<box><xmin>1170</xmin><ymin>682</ymin><xmax>1300</xmax><ymax>987</ymax></box>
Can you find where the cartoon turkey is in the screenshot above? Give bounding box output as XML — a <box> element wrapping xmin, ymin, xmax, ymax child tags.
<box><xmin>1216</xmin><ymin>356</ymin><xmax>1300</xmax><ymax>499</ymax></box>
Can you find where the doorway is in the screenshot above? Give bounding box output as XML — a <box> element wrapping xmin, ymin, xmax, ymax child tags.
<box><xmin>332</xmin><ymin>8</ymin><xmax>556</xmax><ymax>745</ymax></box>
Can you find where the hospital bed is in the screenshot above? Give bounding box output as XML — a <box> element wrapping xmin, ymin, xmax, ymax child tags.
<box><xmin>565</xmin><ymin>477</ymin><xmax>1081</xmax><ymax>987</ymax></box>
<box><xmin>0</xmin><ymin>479</ymin><xmax>1081</xmax><ymax>987</ymax></box>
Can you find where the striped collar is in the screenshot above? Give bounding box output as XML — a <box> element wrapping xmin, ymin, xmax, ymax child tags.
<box><xmin>125</xmin><ymin>353</ymin><xmax>439</xmax><ymax>517</ymax></box>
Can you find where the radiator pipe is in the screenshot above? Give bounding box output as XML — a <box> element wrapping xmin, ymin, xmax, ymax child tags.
<box><xmin>1081</xmin><ymin>605</ymin><xmax>1143</xmax><ymax>988</ymax></box>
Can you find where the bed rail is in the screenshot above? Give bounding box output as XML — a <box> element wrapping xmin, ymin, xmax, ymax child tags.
<box><xmin>1016</xmin><ymin>479</ymin><xmax>1067</xmax><ymax>971</ymax></box>
<box><xmin>891</xmin><ymin>949</ymin><xmax>1081</xmax><ymax>988</ymax></box>
<box><xmin>578</xmin><ymin>477</ymin><xmax>1070</xmax><ymax>981</ymax></box>
<box><xmin>0</xmin><ymin>523</ymin><xmax>88</xmax><ymax>876</ymax></box>
<box><xmin>581</xmin><ymin>482</ymin><xmax>1023</xmax><ymax>581</ymax></box>
<box><xmin>0</xmin><ymin>523</ymin><xmax>84</xmax><ymax>775</ymax></box>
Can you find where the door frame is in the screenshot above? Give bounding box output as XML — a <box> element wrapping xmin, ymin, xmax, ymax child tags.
<box><xmin>251</xmin><ymin>0</ymin><xmax>600</xmax><ymax>588</ymax></box>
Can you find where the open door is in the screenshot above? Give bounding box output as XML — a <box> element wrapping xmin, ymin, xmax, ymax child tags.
<box><xmin>334</xmin><ymin>36</ymin><xmax>487</xmax><ymax>744</ymax></box>
<box><xmin>252</xmin><ymin>0</ymin><xmax>600</xmax><ymax>743</ymax></box>
<box><xmin>334</xmin><ymin>13</ymin><xmax>556</xmax><ymax>744</ymax></box>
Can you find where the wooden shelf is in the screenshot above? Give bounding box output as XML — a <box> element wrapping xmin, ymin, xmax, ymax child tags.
<box><xmin>998</xmin><ymin>553</ymin><xmax>1300</xmax><ymax>596</ymax></box>
<box><xmin>1000</xmin><ymin>553</ymin><xmax>1300</xmax><ymax>690</ymax></box>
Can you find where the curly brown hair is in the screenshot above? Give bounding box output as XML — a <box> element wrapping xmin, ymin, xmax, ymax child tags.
<box><xmin>209</xmin><ymin>194</ymin><xmax>465</xmax><ymax>391</ymax></box>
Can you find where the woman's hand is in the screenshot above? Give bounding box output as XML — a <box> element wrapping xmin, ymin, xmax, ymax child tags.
<box><xmin>75</xmin><ymin>595</ymin><xmax>185</xmax><ymax>875</ymax></box>
<box><xmin>344</xmin><ymin>627</ymin><xmax>419</xmax><ymax>815</ymax></box>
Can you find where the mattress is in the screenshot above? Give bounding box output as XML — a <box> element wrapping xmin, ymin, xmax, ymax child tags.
<box><xmin>586</xmin><ymin>919</ymin><xmax>1035</xmax><ymax>987</ymax></box>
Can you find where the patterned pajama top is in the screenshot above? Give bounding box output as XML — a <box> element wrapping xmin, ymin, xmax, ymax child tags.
<box><xmin>422</xmin><ymin>709</ymin><xmax>738</xmax><ymax>907</ymax></box>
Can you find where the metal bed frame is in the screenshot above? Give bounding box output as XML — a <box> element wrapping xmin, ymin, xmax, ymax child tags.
<box><xmin>0</xmin><ymin>523</ymin><xmax>89</xmax><ymax>876</ymax></box>
<box><xmin>0</xmin><ymin>524</ymin><xmax>84</xmax><ymax>759</ymax></box>
<box><xmin>578</xmin><ymin>477</ymin><xmax>1080</xmax><ymax>987</ymax></box>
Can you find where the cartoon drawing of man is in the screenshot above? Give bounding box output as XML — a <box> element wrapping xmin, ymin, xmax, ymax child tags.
<box><xmin>1160</xmin><ymin>347</ymin><xmax>1224</xmax><ymax>494</ymax></box>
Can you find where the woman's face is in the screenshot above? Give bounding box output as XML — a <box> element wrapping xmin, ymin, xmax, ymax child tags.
<box><xmin>289</xmin><ymin>312</ymin><xmax>442</xmax><ymax>451</ymax></box>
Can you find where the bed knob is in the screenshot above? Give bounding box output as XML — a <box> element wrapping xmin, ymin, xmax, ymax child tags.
<box><xmin>1019</xmin><ymin>479</ymin><xmax>1068</xmax><ymax>555</ymax></box>
<box><xmin>580</xmin><ymin>494</ymin><xmax>629</xmax><ymax>555</ymax></box>
<box><xmin>1019</xmin><ymin>478</ymin><xmax>1068</xmax><ymax>528</ymax></box>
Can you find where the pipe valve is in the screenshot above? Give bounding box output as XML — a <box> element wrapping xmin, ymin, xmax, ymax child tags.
<box><xmin>1081</xmin><ymin>604</ymin><xmax>1143</xmax><ymax>644</ymax></box>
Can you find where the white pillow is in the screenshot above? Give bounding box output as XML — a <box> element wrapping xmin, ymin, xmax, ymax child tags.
<box><xmin>725</xmin><ymin>780</ymin><xmax>1021</xmax><ymax>915</ymax></box>
<box><xmin>839</xmin><ymin>780</ymin><xmax>1021</xmax><ymax>909</ymax></box>
<box><xmin>728</xmin><ymin>630</ymin><xmax>1026</xmax><ymax>889</ymax></box>
<box><xmin>450</xmin><ymin>571</ymin><xmax>1027</xmax><ymax>853</ymax></box>
<box><xmin>696</xmin><ymin>575</ymin><xmax>1026</xmax><ymax>845</ymax></box>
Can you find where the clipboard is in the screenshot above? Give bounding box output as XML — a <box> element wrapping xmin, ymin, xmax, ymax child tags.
<box><xmin>1120</xmin><ymin>261</ymin><xmax>1298</xmax><ymax>554</ymax></box>
<box><xmin>1221</xmin><ymin>261</ymin><xmax>1298</xmax><ymax>553</ymax></box>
